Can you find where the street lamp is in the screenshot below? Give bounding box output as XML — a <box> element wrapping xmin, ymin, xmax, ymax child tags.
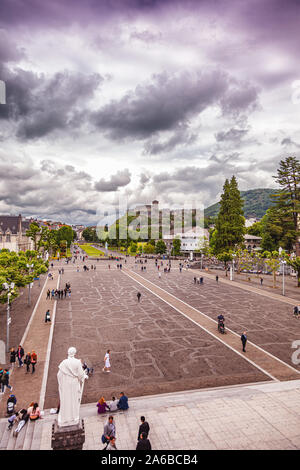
<box><xmin>2</xmin><ymin>282</ymin><xmax>15</xmax><ymax>352</ymax></box>
<box><xmin>26</xmin><ymin>263</ymin><xmax>34</xmax><ymax>306</ymax></box>
<box><xmin>281</xmin><ymin>260</ymin><xmax>287</xmax><ymax>296</ymax></box>
<box><xmin>231</xmin><ymin>254</ymin><xmax>236</xmax><ymax>281</ymax></box>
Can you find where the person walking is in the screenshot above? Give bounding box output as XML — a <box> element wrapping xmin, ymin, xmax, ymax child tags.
<box><xmin>260</xmin><ymin>277</ymin><xmax>263</xmax><ymax>286</ymax></box>
<box><xmin>241</xmin><ymin>332</ymin><xmax>247</xmax><ymax>352</ymax></box>
<box><xmin>103</xmin><ymin>350</ymin><xmax>111</xmax><ymax>373</ymax></box>
<box><xmin>136</xmin><ymin>432</ymin><xmax>152</xmax><ymax>450</ymax></box>
<box><xmin>138</xmin><ymin>416</ymin><xmax>150</xmax><ymax>441</ymax></box>
<box><xmin>0</xmin><ymin>369</ymin><xmax>12</xmax><ymax>394</ymax></box>
<box><xmin>45</xmin><ymin>309</ymin><xmax>51</xmax><ymax>323</ymax></box>
<box><xmin>137</xmin><ymin>292</ymin><xmax>141</xmax><ymax>303</ymax></box>
<box><xmin>9</xmin><ymin>348</ymin><xmax>17</xmax><ymax>369</ymax></box>
<box><xmin>31</xmin><ymin>351</ymin><xmax>37</xmax><ymax>374</ymax></box>
<box><xmin>16</xmin><ymin>345</ymin><xmax>24</xmax><ymax>368</ymax></box>
<box><xmin>24</xmin><ymin>352</ymin><xmax>31</xmax><ymax>373</ymax></box>
<box><xmin>216</xmin><ymin>275</ymin><xmax>219</xmax><ymax>283</ymax></box>
<box><xmin>46</xmin><ymin>289</ymin><xmax>51</xmax><ymax>300</ymax></box>
<box><xmin>102</xmin><ymin>416</ymin><xmax>116</xmax><ymax>449</ymax></box>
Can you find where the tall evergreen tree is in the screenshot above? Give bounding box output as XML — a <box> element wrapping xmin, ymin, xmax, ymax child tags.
<box><xmin>272</xmin><ymin>156</ymin><xmax>300</xmax><ymax>254</ymax></box>
<box><xmin>213</xmin><ymin>176</ymin><xmax>245</xmax><ymax>254</ymax></box>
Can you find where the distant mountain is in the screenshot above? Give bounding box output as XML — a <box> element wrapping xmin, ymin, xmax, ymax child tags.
<box><xmin>204</xmin><ymin>188</ymin><xmax>279</xmax><ymax>219</ymax></box>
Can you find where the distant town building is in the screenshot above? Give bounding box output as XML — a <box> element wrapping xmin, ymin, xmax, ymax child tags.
<box><xmin>245</xmin><ymin>218</ymin><xmax>260</xmax><ymax>228</ymax></box>
<box><xmin>244</xmin><ymin>234</ymin><xmax>262</xmax><ymax>251</ymax></box>
<box><xmin>0</xmin><ymin>214</ymin><xmax>34</xmax><ymax>252</ymax></box>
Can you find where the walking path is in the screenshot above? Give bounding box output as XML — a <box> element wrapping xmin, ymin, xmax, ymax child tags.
<box><xmin>0</xmin><ymin>272</ymin><xmax>60</xmax><ymax>417</ymax></box>
<box><xmin>123</xmin><ymin>268</ymin><xmax>300</xmax><ymax>382</ymax></box>
<box><xmin>1</xmin><ymin>379</ymin><xmax>299</xmax><ymax>450</ymax></box>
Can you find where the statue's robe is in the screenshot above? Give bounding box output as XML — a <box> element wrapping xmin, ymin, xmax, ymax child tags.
<box><xmin>57</xmin><ymin>356</ymin><xmax>85</xmax><ymax>427</ymax></box>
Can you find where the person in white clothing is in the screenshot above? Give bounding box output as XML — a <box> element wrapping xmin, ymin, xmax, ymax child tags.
<box><xmin>103</xmin><ymin>350</ymin><xmax>111</xmax><ymax>373</ymax></box>
<box><xmin>108</xmin><ymin>396</ymin><xmax>119</xmax><ymax>411</ymax></box>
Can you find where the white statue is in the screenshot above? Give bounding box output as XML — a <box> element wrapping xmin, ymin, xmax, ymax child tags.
<box><xmin>57</xmin><ymin>347</ymin><xmax>87</xmax><ymax>427</ymax></box>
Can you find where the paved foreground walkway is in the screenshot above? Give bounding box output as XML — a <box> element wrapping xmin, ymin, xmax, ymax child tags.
<box><xmin>2</xmin><ymin>379</ymin><xmax>299</xmax><ymax>450</ymax></box>
<box><xmin>123</xmin><ymin>268</ymin><xmax>300</xmax><ymax>382</ymax></box>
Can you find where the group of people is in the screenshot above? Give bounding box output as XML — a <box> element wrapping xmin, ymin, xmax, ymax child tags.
<box><xmin>8</xmin><ymin>401</ymin><xmax>42</xmax><ymax>436</ymax></box>
<box><xmin>46</xmin><ymin>285</ymin><xmax>71</xmax><ymax>300</ymax></box>
<box><xmin>9</xmin><ymin>346</ymin><xmax>37</xmax><ymax>374</ymax></box>
<box><xmin>101</xmin><ymin>414</ymin><xmax>151</xmax><ymax>451</ymax></box>
<box><xmin>97</xmin><ymin>392</ymin><xmax>129</xmax><ymax>415</ymax></box>
<box><xmin>193</xmin><ymin>276</ymin><xmax>204</xmax><ymax>284</ymax></box>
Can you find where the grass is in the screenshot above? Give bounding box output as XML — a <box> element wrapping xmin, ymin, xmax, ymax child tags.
<box><xmin>81</xmin><ymin>244</ymin><xmax>104</xmax><ymax>257</ymax></box>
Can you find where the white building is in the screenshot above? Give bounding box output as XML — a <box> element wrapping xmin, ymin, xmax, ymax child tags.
<box><xmin>164</xmin><ymin>227</ymin><xmax>209</xmax><ymax>253</ymax></box>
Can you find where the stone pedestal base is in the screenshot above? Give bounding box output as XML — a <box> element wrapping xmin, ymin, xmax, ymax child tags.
<box><xmin>51</xmin><ymin>419</ymin><xmax>85</xmax><ymax>450</ymax></box>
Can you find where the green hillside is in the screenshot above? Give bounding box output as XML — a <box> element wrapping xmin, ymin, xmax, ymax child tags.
<box><xmin>204</xmin><ymin>188</ymin><xmax>278</xmax><ymax>219</ymax></box>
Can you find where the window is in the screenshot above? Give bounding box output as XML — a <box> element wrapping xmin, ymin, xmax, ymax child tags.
<box><xmin>6</xmin><ymin>234</ymin><xmax>11</xmax><ymax>242</ymax></box>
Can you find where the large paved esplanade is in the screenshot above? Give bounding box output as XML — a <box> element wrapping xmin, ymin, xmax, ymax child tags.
<box><xmin>0</xmin><ymin>254</ymin><xmax>299</xmax><ymax>450</ymax></box>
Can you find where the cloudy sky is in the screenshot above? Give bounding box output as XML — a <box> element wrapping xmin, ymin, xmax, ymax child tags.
<box><xmin>0</xmin><ymin>0</ymin><xmax>299</xmax><ymax>224</ymax></box>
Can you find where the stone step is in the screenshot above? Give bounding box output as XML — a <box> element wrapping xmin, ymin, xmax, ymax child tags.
<box><xmin>6</xmin><ymin>426</ymin><xmax>17</xmax><ymax>451</ymax></box>
<box><xmin>0</xmin><ymin>421</ymin><xmax>8</xmax><ymax>449</ymax></box>
<box><xmin>30</xmin><ymin>419</ymin><xmax>42</xmax><ymax>450</ymax></box>
<box><xmin>0</xmin><ymin>420</ymin><xmax>14</xmax><ymax>450</ymax></box>
<box><xmin>22</xmin><ymin>420</ymin><xmax>35</xmax><ymax>450</ymax></box>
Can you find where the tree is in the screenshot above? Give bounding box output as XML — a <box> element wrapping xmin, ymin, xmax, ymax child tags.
<box><xmin>216</xmin><ymin>251</ymin><xmax>232</xmax><ymax>276</ymax></box>
<box><xmin>56</xmin><ymin>226</ymin><xmax>76</xmax><ymax>247</ymax></box>
<box><xmin>129</xmin><ymin>241</ymin><xmax>137</xmax><ymax>253</ymax></box>
<box><xmin>273</xmin><ymin>156</ymin><xmax>300</xmax><ymax>234</ymax></box>
<box><xmin>0</xmin><ymin>250</ymin><xmax>48</xmax><ymax>303</ymax></box>
<box><xmin>172</xmin><ymin>238</ymin><xmax>181</xmax><ymax>256</ymax></box>
<box><xmin>143</xmin><ymin>243</ymin><xmax>155</xmax><ymax>254</ymax></box>
<box><xmin>287</xmin><ymin>256</ymin><xmax>300</xmax><ymax>287</ymax></box>
<box><xmin>155</xmin><ymin>240</ymin><xmax>166</xmax><ymax>254</ymax></box>
<box><xmin>263</xmin><ymin>251</ymin><xmax>280</xmax><ymax>288</ymax></box>
<box><xmin>26</xmin><ymin>223</ymin><xmax>41</xmax><ymax>251</ymax></box>
<box><xmin>213</xmin><ymin>176</ymin><xmax>245</xmax><ymax>254</ymax></box>
<box><xmin>270</xmin><ymin>156</ymin><xmax>300</xmax><ymax>253</ymax></box>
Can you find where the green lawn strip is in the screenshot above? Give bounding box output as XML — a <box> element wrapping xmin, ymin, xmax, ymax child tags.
<box><xmin>81</xmin><ymin>244</ymin><xmax>104</xmax><ymax>257</ymax></box>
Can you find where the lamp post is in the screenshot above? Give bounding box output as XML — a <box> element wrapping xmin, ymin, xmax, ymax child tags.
<box><xmin>26</xmin><ymin>263</ymin><xmax>34</xmax><ymax>306</ymax></box>
<box><xmin>2</xmin><ymin>282</ymin><xmax>15</xmax><ymax>352</ymax></box>
<box><xmin>231</xmin><ymin>254</ymin><xmax>236</xmax><ymax>281</ymax></box>
<box><xmin>281</xmin><ymin>260</ymin><xmax>287</xmax><ymax>296</ymax></box>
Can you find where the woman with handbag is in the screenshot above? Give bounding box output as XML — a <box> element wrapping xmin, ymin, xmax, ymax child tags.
<box><xmin>24</xmin><ymin>352</ymin><xmax>31</xmax><ymax>373</ymax></box>
<box><xmin>31</xmin><ymin>351</ymin><xmax>37</xmax><ymax>374</ymax></box>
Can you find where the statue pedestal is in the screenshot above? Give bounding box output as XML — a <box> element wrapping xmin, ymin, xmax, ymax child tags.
<box><xmin>51</xmin><ymin>419</ymin><xmax>85</xmax><ymax>450</ymax></box>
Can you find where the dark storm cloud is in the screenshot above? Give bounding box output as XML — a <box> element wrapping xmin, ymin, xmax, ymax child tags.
<box><xmin>0</xmin><ymin>67</ymin><xmax>103</xmax><ymax>139</ymax></box>
<box><xmin>220</xmin><ymin>82</ymin><xmax>259</xmax><ymax>117</ymax></box>
<box><xmin>144</xmin><ymin>127</ymin><xmax>197</xmax><ymax>155</ymax></box>
<box><xmin>91</xmin><ymin>70</ymin><xmax>258</xmax><ymax>143</ymax></box>
<box><xmin>94</xmin><ymin>169</ymin><xmax>131</xmax><ymax>192</ymax></box>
